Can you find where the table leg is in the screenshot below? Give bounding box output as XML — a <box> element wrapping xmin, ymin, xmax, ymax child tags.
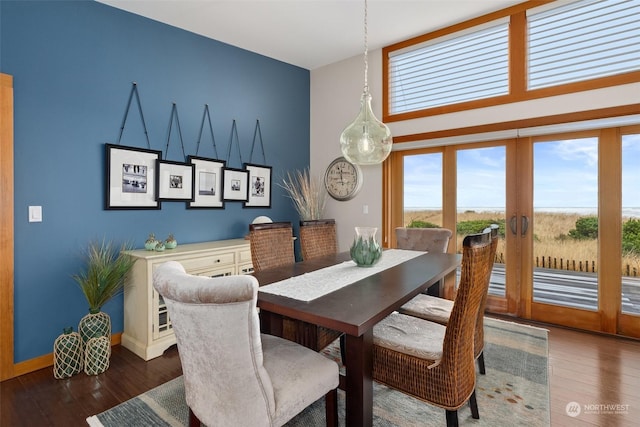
<box><xmin>259</xmin><ymin>310</ymin><xmax>283</xmax><ymax>337</ymax></box>
<box><xmin>344</xmin><ymin>330</ymin><xmax>373</xmax><ymax>427</ymax></box>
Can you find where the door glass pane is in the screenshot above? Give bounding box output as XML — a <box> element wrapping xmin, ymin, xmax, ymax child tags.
<box><xmin>533</xmin><ymin>138</ymin><xmax>598</xmax><ymax>310</ymax></box>
<box><xmin>622</xmin><ymin>133</ymin><xmax>640</xmax><ymax>315</ymax></box>
<box><xmin>403</xmin><ymin>153</ymin><xmax>443</xmax><ymax>227</ymax></box>
<box><xmin>456</xmin><ymin>146</ymin><xmax>506</xmax><ymax>297</ymax></box>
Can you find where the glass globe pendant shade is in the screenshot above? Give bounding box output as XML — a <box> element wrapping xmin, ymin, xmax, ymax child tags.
<box><xmin>340</xmin><ymin>88</ymin><xmax>392</xmax><ymax>165</ymax></box>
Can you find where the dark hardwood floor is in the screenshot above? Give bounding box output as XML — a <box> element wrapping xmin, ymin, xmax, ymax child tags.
<box><xmin>1</xmin><ymin>319</ymin><xmax>638</xmax><ymax>426</ymax></box>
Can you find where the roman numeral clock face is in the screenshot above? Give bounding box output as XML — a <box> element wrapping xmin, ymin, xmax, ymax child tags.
<box><xmin>324</xmin><ymin>157</ymin><xmax>363</xmax><ymax>201</ymax></box>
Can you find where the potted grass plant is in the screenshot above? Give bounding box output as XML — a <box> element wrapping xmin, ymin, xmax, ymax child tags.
<box><xmin>279</xmin><ymin>167</ymin><xmax>327</xmax><ymax>221</ymax></box>
<box><xmin>72</xmin><ymin>239</ymin><xmax>135</xmax><ymax>374</ymax></box>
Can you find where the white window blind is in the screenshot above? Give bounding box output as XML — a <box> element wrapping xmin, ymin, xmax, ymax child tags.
<box><xmin>388</xmin><ymin>22</ymin><xmax>509</xmax><ymax>115</ymax></box>
<box><xmin>528</xmin><ymin>0</ymin><xmax>640</xmax><ymax>90</ymax></box>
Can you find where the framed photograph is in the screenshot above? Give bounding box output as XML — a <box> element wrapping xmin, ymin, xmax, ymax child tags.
<box><xmin>222</xmin><ymin>167</ymin><xmax>249</xmax><ymax>202</ymax></box>
<box><xmin>243</xmin><ymin>163</ymin><xmax>272</xmax><ymax>208</ymax></box>
<box><xmin>156</xmin><ymin>160</ymin><xmax>194</xmax><ymax>201</ymax></box>
<box><xmin>186</xmin><ymin>156</ymin><xmax>226</xmax><ymax>209</ymax></box>
<box><xmin>105</xmin><ymin>143</ymin><xmax>162</xmax><ymax>210</ymax></box>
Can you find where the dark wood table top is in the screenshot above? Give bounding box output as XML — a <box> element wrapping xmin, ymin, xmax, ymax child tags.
<box><xmin>254</xmin><ymin>251</ymin><xmax>461</xmax><ymax>337</ymax></box>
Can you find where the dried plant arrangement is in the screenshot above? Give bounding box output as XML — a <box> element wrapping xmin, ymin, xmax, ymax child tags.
<box><xmin>279</xmin><ymin>168</ymin><xmax>327</xmax><ymax>221</ymax></box>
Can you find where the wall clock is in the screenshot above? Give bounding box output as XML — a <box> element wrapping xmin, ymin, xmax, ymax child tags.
<box><xmin>324</xmin><ymin>156</ymin><xmax>363</xmax><ymax>201</ymax></box>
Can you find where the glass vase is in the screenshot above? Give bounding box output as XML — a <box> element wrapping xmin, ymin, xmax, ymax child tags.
<box><xmin>84</xmin><ymin>336</ymin><xmax>111</xmax><ymax>375</ymax></box>
<box><xmin>53</xmin><ymin>327</ymin><xmax>83</xmax><ymax>379</ymax></box>
<box><xmin>350</xmin><ymin>226</ymin><xmax>382</xmax><ymax>267</ymax></box>
<box><xmin>78</xmin><ymin>310</ymin><xmax>111</xmax><ymax>346</ymax></box>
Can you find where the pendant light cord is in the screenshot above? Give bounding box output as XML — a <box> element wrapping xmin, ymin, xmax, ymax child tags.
<box><xmin>363</xmin><ymin>0</ymin><xmax>369</xmax><ymax>93</ymax></box>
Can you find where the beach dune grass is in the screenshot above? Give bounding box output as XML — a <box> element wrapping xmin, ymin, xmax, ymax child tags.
<box><xmin>404</xmin><ymin>209</ymin><xmax>640</xmax><ymax>276</ymax></box>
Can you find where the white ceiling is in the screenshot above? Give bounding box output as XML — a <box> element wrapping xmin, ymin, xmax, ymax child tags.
<box><xmin>97</xmin><ymin>0</ymin><xmax>521</xmax><ymax>70</ymax></box>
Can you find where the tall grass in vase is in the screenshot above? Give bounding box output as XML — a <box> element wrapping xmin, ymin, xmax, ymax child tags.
<box><xmin>72</xmin><ymin>239</ymin><xmax>135</xmax><ymax>374</ymax></box>
<box><xmin>279</xmin><ymin>168</ymin><xmax>327</xmax><ymax>220</ymax></box>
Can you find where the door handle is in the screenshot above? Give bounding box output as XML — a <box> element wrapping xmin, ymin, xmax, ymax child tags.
<box><xmin>521</xmin><ymin>215</ymin><xmax>529</xmax><ymax>236</ymax></box>
<box><xmin>509</xmin><ymin>215</ymin><xmax>529</xmax><ymax>236</ymax></box>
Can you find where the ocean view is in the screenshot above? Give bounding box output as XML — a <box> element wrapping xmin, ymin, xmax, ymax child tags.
<box><xmin>405</xmin><ymin>207</ymin><xmax>640</xmax><ymax>217</ymax></box>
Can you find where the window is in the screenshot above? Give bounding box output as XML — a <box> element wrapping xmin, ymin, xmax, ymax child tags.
<box><xmin>384</xmin><ymin>0</ymin><xmax>640</xmax><ymax>120</ymax></box>
<box><xmin>528</xmin><ymin>0</ymin><xmax>640</xmax><ymax>90</ymax></box>
<box><xmin>403</xmin><ymin>152</ymin><xmax>443</xmax><ymax>227</ymax></box>
<box><xmin>389</xmin><ymin>22</ymin><xmax>509</xmax><ymax>114</ymax></box>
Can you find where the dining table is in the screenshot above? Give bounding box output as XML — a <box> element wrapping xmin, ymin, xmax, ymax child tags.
<box><xmin>253</xmin><ymin>249</ymin><xmax>461</xmax><ymax>427</ymax></box>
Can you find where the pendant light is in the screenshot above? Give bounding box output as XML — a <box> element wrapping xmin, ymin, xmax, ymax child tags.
<box><xmin>340</xmin><ymin>0</ymin><xmax>392</xmax><ymax>165</ymax></box>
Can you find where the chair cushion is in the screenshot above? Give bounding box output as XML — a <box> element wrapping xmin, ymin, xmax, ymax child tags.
<box><xmin>262</xmin><ymin>334</ymin><xmax>339</xmax><ymax>426</ymax></box>
<box><xmin>399</xmin><ymin>294</ymin><xmax>454</xmax><ymax>325</ymax></box>
<box><xmin>373</xmin><ymin>312</ymin><xmax>446</xmax><ymax>362</ymax></box>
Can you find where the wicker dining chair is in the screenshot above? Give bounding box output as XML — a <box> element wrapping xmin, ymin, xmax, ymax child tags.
<box><xmin>398</xmin><ymin>225</ymin><xmax>499</xmax><ymax>375</ymax></box>
<box><xmin>249</xmin><ymin>222</ymin><xmax>295</xmax><ymax>272</ymax></box>
<box><xmin>299</xmin><ymin>219</ymin><xmax>338</xmax><ymax>260</ymax></box>
<box><xmin>372</xmin><ymin>229</ymin><xmax>494</xmax><ymax>427</ymax></box>
<box><xmin>298</xmin><ymin>219</ymin><xmax>345</xmax><ymax>359</ymax></box>
<box><xmin>249</xmin><ymin>221</ymin><xmax>342</xmax><ymax>353</ymax></box>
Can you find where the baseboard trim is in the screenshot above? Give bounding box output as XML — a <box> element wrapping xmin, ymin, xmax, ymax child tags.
<box><xmin>6</xmin><ymin>333</ymin><xmax>122</xmax><ymax>380</ymax></box>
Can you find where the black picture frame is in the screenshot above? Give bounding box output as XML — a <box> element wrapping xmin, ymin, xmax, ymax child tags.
<box><xmin>187</xmin><ymin>155</ymin><xmax>226</xmax><ymax>209</ymax></box>
<box><xmin>222</xmin><ymin>167</ymin><xmax>249</xmax><ymax>202</ymax></box>
<box><xmin>156</xmin><ymin>160</ymin><xmax>195</xmax><ymax>201</ymax></box>
<box><xmin>243</xmin><ymin>163</ymin><xmax>272</xmax><ymax>208</ymax></box>
<box><xmin>105</xmin><ymin>143</ymin><xmax>162</xmax><ymax>210</ymax></box>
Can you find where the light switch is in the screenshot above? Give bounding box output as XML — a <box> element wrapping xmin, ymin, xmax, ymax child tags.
<box><xmin>363</xmin><ymin>204</ymin><xmax>369</xmax><ymax>214</ymax></box>
<box><xmin>29</xmin><ymin>206</ymin><xmax>42</xmax><ymax>222</ymax></box>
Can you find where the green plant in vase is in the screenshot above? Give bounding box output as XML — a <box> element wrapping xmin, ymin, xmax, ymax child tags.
<box><xmin>350</xmin><ymin>227</ymin><xmax>382</xmax><ymax>267</ymax></box>
<box><xmin>72</xmin><ymin>239</ymin><xmax>135</xmax><ymax>374</ymax></box>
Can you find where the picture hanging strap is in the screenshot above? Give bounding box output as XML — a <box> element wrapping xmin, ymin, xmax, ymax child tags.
<box><xmin>194</xmin><ymin>104</ymin><xmax>219</xmax><ymax>158</ymax></box>
<box><xmin>226</xmin><ymin>120</ymin><xmax>244</xmax><ymax>167</ymax></box>
<box><xmin>165</xmin><ymin>103</ymin><xmax>187</xmax><ymax>160</ymax></box>
<box><xmin>116</xmin><ymin>82</ymin><xmax>151</xmax><ymax>149</ymax></box>
<box><xmin>249</xmin><ymin>119</ymin><xmax>267</xmax><ymax>165</ymax></box>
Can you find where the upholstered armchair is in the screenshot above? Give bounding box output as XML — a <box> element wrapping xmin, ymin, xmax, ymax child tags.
<box><xmin>153</xmin><ymin>261</ymin><xmax>339</xmax><ymax>427</ymax></box>
<box><xmin>395</xmin><ymin>227</ymin><xmax>453</xmax><ymax>297</ymax></box>
<box><xmin>395</xmin><ymin>227</ymin><xmax>453</xmax><ymax>254</ymax></box>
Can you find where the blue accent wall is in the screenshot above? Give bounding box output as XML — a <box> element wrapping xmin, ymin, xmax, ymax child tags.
<box><xmin>1</xmin><ymin>0</ymin><xmax>309</xmax><ymax>362</ymax></box>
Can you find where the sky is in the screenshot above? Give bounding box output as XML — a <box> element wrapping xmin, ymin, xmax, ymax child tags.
<box><xmin>403</xmin><ymin>133</ymin><xmax>640</xmax><ymax>213</ymax></box>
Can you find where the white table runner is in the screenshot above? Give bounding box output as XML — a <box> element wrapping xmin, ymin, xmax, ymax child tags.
<box><xmin>259</xmin><ymin>249</ymin><xmax>425</xmax><ymax>302</ymax></box>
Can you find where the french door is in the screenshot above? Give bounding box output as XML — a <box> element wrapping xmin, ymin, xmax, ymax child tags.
<box><xmin>385</xmin><ymin>124</ymin><xmax>640</xmax><ymax>338</ymax></box>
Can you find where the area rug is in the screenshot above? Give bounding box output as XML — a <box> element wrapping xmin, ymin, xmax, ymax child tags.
<box><xmin>87</xmin><ymin>317</ymin><xmax>549</xmax><ymax>426</ymax></box>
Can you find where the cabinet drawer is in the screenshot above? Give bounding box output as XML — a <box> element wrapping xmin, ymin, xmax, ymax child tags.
<box><xmin>239</xmin><ymin>249</ymin><xmax>252</xmax><ymax>264</ymax></box>
<box><xmin>194</xmin><ymin>266</ymin><xmax>235</xmax><ymax>278</ymax></box>
<box><xmin>179</xmin><ymin>252</ymin><xmax>235</xmax><ymax>272</ymax></box>
<box><xmin>239</xmin><ymin>263</ymin><xmax>254</xmax><ymax>275</ymax></box>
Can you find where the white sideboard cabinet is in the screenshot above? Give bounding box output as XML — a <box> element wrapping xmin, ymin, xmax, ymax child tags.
<box><xmin>121</xmin><ymin>239</ymin><xmax>253</xmax><ymax>360</ymax></box>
